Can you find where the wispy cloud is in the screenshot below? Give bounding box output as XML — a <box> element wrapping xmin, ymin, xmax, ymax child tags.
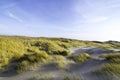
<box><xmin>83</xmin><ymin>0</ymin><xmax>120</xmax><ymax>9</ymax></box>
<box><xmin>102</xmin><ymin>4</ymin><xmax>120</xmax><ymax>9</ymax></box>
<box><xmin>6</xmin><ymin>11</ymin><xmax>23</xmax><ymax>23</ymax></box>
<box><xmin>0</xmin><ymin>3</ymin><xmax>16</xmax><ymax>9</ymax></box>
<box><xmin>82</xmin><ymin>16</ymin><xmax>109</xmax><ymax>23</ymax></box>
<box><xmin>73</xmin><ymin>0</ymin><xmax>110</xmax><ymax>24</ymax></box>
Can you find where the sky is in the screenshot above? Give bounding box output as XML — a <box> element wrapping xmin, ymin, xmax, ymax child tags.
<box><xmin>0</xmin><ymin>0</ymin><xmax>120</xmax><ymax>41</ymax></box>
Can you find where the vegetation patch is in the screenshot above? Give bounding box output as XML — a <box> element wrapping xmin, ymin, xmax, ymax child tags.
<box><xmin>15</xmin><ymin>51</ymin><xmax>49</xmax><ymax>72</ymax></box>
<box><xmin>0</xmin><ymin>36</ymin><xmax>119</xmax><ymax>73</ymax></box>
<box><xmin>71</xmin><ymin>53</ymin><xmax>90</xmax><ymax>62</ymax></box>
<box><xmin>92</xmin><ymin>53</ymin><xmax>120</xmax><ymax>79</ymax></box>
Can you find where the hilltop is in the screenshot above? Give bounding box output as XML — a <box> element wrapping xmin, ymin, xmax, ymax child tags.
<box><xmin>0</xmin><ymin>36</ymin><xmax>120</xmax><ymax>80</ymax></box>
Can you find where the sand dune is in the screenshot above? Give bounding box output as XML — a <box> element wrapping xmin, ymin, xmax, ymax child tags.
<box><xmin>0</xmin><ymin>47</ymin><xmax>118</xmax><ymax>80</ymax></box>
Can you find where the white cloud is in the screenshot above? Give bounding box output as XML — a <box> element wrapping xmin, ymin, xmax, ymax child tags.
<box><xmin>6</xmin><ymin>11</ymin><xmax>23</xmax><ymax>23</ymax></box>
<box><xmin>102</xmin><ymin>4</ymin><xmax>120</xmax><ymax>9</ymax></box>
<box><xmin>82</xmin><ymin>16</ymin><xmax>108</xmax><ymax>23</ymax></box>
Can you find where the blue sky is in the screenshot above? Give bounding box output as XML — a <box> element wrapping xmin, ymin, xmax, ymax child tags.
<box><xmin>0</xmin><ymin>0</ymin><xmax>120</xmax><ymax>41</ymax></box>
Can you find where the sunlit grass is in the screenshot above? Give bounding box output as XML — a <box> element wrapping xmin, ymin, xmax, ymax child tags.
<box><xmin>0</xmin><ymin>36</ymin><xmax>119</xmax><ymax>72</ymax></box>
<box><xmin>92</xmin><ymin>53</ymin><xmax>120</xmax><ymax>79</ymax></box>
<box><xmin>71</xmin><ymin>53</ymin><xmax>90</xmax><ymax>62</ymax></box>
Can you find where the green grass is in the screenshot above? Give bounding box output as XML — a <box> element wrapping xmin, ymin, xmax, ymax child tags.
<box><xmin>0</xmin><ymin>35</ymin><xmax>119</xmax><ymax>72</ymax></box>
<box><xmin>71</xmin><ymin>53</ymin><xmax>90</xmax><ymax>62</ymax></box>
<box><xmin>92</xmin><ymin>53</ymin><xmax>120</xmax><ymax>79</ymax></box>
<box><xmin>44</xmin><ymin>55</ymin><xmax>69</xmax><ymax>70</ymax></box>
<box><xmin>16</xmin><ymin>51</ymin><xmax>49</xmax><ymax>72</ymax></box>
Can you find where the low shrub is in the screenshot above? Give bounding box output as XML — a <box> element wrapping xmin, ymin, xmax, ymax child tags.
<box><xmin>102</xmin><ymin>53</ymin><xmax>120</xmax><ymax>61</ymax></box>
<box><xmin>16</xmin><ymin>51</ymin><xmax>49</xmax><ymax>72</ymax></box>
<box><xmin>45</xmin><ymin>55</ymin><xmax>68</xmax><ymax>70</ymax></box>
<box><xmin>52</xmin><ymin>50</ymin><xmax>70</xmax><ymax>56</ymax></box>
<box><xmin>72</xmin><ymin>53</ymin><xmax>90</xmax><ymax>62</ymax></box>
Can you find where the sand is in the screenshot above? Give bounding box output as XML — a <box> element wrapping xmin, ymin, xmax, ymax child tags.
<box><xmin>0</xmin><ymin>47</ymin><xmax>118</xmax><ymax>80</ymax></box>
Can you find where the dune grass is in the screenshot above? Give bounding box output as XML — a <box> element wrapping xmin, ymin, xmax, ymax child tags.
<box><xmin>71</xmin><ymin>53</ymin><xmax>90</xmax><ymax>62</ymax></box>
<box><xmin>92</xmin><ymin>53</ymin><xmax>120</xmax><ymax>79</ymax></box>
<box><xmin>0</xmin><ymin>36</ymin><xmax>119</xmax><ymax>72</ymax></box>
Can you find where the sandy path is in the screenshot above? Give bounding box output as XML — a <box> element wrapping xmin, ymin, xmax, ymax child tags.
<box><xmin>70</xmin><ymin>47</ymin><xmax>112</xmax><ymax>57</ymax></box>
<box><xmin>0</xmin><ymin>47</ymin><xmax>116</xmax><ymax>80</ymax></box>
<box><xmin>0</xmin><ymin>64</ymin><xmax>69</xmax><ymax>80</ymax></box>
<box><xmin>69</xmin><ymin>47</ymin><xmax>113</xmax><ymax>80</ymax></box>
